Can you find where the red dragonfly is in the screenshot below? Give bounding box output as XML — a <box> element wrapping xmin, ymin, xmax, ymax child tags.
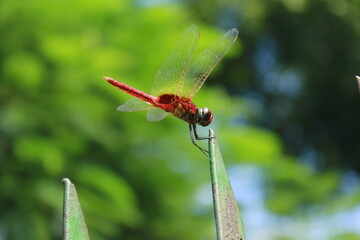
<box><xmin>105</xmin><ymin>25</ymin><xmax>238</xmax><ymax>155</ymax></box>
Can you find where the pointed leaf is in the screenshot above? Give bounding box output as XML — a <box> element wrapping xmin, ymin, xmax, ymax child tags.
<box><xmin>62</xmin><ymin>178</ymin><xmax>90</xmax><ymax>240</ymax></box>
<box><xmin>208</xmin><ymin>129</ymin><xmax>246</xmax><ymax>240</ymax></box>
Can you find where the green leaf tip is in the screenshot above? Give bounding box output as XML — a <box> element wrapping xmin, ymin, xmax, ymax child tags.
<box><xmin>62</xmin><ymin>178</ymin><xmax>90</xmax><ymax>240</ymax></box>
<box><xmin>208</xmin><ymin>129</ymin><xmax>246</xmax><ymax>240</ymax></box>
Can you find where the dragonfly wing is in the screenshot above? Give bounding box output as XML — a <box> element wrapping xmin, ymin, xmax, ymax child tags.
<box><xmin>146</xmin><ymin>108</ymin><xmax>169</xmax><ymax>122</ymax></box>
<box><xmin>182</xmin><ymin>28</ymin><xmax>238</xmax><ymax>98</ymax></box>
<box><xmin>151</xmin><ymin>25</ymin><xmax>199</xmax><ymax>97</ymax></box>
<box><xmin>117</xmin><ymin>97</ymin><xmax>155</xmax><ymax>112</ymax></box>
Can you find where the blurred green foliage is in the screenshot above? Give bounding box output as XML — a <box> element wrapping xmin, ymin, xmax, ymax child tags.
<box><xmin>1</xmin><ymin>0</ymin><xmax>359</xmax><ymax>239</ymax></box>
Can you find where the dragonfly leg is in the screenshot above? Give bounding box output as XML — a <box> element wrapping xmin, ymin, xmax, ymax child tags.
<box><xmin>189</xmin><ymin>124</ymin><xmax>212</xmax><ymax>156</ymax></box>
<box><xmin>192</xmin><ymin>124</ymin><xmax>214</xmax><ymax>140</ymax></box>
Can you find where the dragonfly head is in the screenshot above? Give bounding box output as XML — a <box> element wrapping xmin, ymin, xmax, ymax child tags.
<box><xmin>197</xmin><ymin>107</ymin><xmax>213</xmax><ymax>126</ymax></box>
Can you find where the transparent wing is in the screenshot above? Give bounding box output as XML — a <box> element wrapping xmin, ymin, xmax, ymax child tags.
<box><xmin>117</xmin><ymin>97</ymin><xmax>155</xmax><ymax>112</ymax></box>
<box><xmin>146</xmin><ymin>108</ymin><xmax>169</xmax><ymax>122</ymax></box>
<box><xmin>151</xmin><ymin>25</ymin><xmax>199</xmax><ymax>97</ymax></box>
<box><xmin>182</xmin><ymin>28</ymin><xmax>238</xmax><ymax>99</ymax></box>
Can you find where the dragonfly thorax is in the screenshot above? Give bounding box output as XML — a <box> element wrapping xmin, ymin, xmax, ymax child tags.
<box><xmin>197</xmin><ymin>107</ymin><xmax>213</xmax><ymax>126</ymax></box>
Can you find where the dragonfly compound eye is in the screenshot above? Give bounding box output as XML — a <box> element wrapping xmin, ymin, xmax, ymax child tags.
<box><xmin>198</xmin><ymin>108</ymin><xmax>213</xmax><ymax>126</ymax></box>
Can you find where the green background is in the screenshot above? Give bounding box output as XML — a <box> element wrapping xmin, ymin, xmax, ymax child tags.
<box><xmin>1</xmin><ymin>0</ymin><xmax>360</xmax><ymax>239</ymax></box>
